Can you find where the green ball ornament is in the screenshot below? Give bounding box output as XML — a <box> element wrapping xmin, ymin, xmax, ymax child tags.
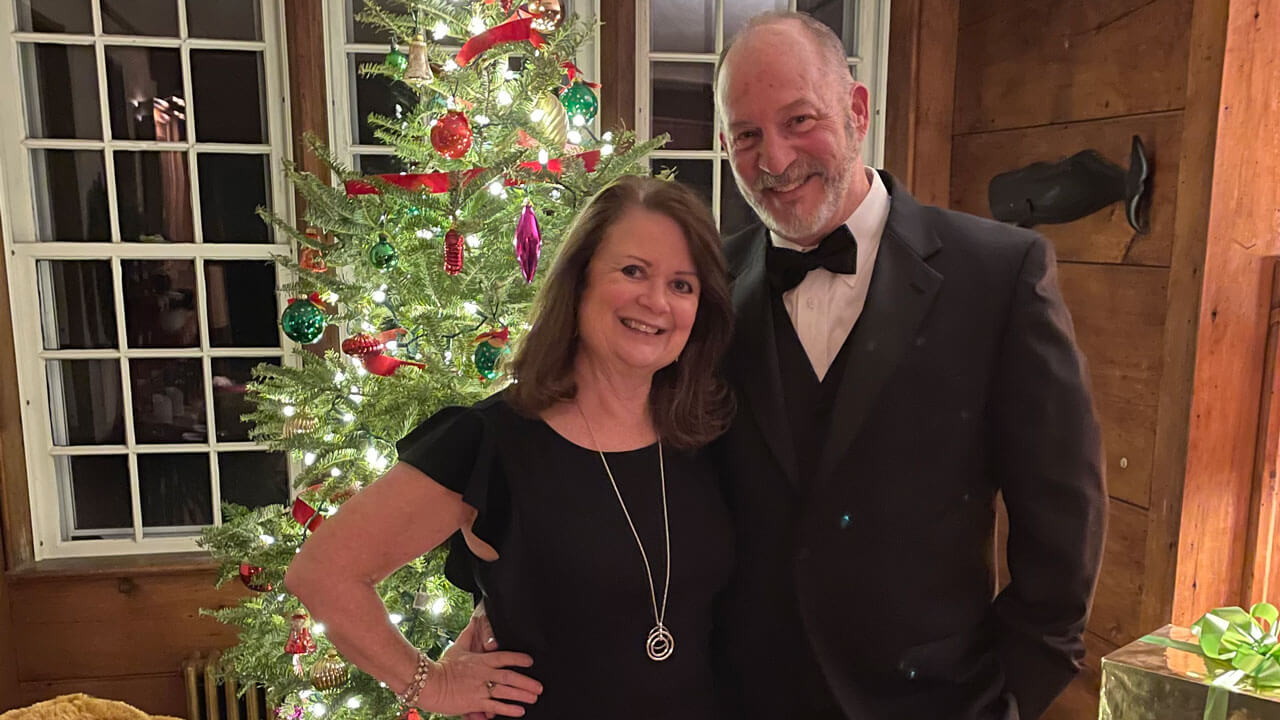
<box><xmin>559</xmin><ymin>82</ymin><xmax>598</xmax><ymax>125</ymax></box>
<box><xmin>281</xmin><ymin>294</ymin><xmax>327</xmax><ymax>344</ymax></box>
<box><xmin>473</xmin><ymin>327</ymin><xmax>510</xmax><ymax>381</ymax></box>
<box><xmin>369</xmin><ymin>236</ymin><xmax>399</xmax><ymax>271</ymax></box>
<box><xmin>386</xmin><ymin>43</ymin><xmax>409</xmax><ymax>72</ymax></box>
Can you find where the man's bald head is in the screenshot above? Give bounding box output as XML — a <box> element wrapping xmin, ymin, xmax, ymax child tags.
<box><xmin>715</xmin><ymin>12</ymin><xmax>853</xmax><ymax>112</ymax></box>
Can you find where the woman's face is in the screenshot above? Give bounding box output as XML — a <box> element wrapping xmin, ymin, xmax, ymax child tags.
<box><xmin>576</xmin><ymin>206</ymin><xmax>701</xmax><ymax>379</ymax></box>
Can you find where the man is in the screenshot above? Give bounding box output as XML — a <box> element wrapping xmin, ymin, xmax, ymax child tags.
<box><xmin>710</xmin><ymin>11</ymin><xmax>1105</xmax><ymax>720</ymax></box>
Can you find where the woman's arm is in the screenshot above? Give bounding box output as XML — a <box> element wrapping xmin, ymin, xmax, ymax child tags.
<box><xmin>285</xmin><ymin>461</ymin><xmax>541</xmax><ymax>716</ymax></box>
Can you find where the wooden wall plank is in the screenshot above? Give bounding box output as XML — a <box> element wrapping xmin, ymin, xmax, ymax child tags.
<box><xmin>1218</xmin><ymin>0</ymin><xmax>1280</xmax><ymax>257</ymax></box>
<box><xmin>1089</xmin><ymin>500</ymin><xmax>1147</xmax><ymax>645</ymax></box>
<box><xmin>1058</xmin><ymin>264</ymin><xmax>1169</xmax><ymax>509</ymax></box>
<box><xmin>17</xmin><ymin>674</ymin><xmax>188</xmax><ymax>717</ymax></box>
<box><xmin>883</xmin><ymin>0</ymin><xmax>958</xmax><ymax>205</ymax></box>
<box><xmin>0</xmin><ymin>534</ymin><xmax>16</xmax><ymax>711</ymax></box>
<box><xmin>599</xmin><ymin>0</ymin><xmax>637</xmax><ymax>132</ymax></box>
<box><xmin>950</xmin><ymin>113</ymin><xmax>1183</xmax><ymax>266</ymax></box>
<box><xmin>11</xmin><ymin>573</ymin><xmax>245</xmax><ymax>681</ymax></box>
<box><xmin>1169</xmin><ymin>0</ymin><xmax>1273</xmax><ymax>625</ymax></box>
<box><xmin>954</xmin><ymin>0</ymin><xmax>1192</xmax><ymax>135</ymax></box>
<box><xmin>1140</xmin><ymin>0</ymin><xmax>1229</xmax><ymax>634</ymax></box>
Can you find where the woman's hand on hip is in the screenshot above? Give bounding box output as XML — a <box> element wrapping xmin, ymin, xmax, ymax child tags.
<box><xmin>419</xmin><ymin>620</ymin><xmax>541</xmax><ymax>717</ymax></box>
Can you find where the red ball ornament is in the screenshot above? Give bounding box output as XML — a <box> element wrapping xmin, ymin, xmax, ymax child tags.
<box><xmin>444</xmin><ymin>229</ymin><xmax>465</xmax><ymax>275</ymax></box>
<box><xmin>431</xmin><ymin>111</ymin><xmax>472</xmax><ymax>159</ymax></box>
<box><xmin>239</xmin><ymin>563</ymin><xmax>272</xmax><ymax>592</ymax></box>
<box><xmin>341</xmin><ymin>333</ymin><xmax>384</xmax><ymax>358</ymax></box>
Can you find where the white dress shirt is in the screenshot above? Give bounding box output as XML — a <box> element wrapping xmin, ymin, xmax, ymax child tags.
<box><xmin>770</xmin><ymin>168</ymin><xmax>891</xmax><ymax>381</ymax></box>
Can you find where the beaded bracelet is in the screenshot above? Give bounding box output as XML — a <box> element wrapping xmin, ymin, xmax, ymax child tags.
<box><xmin>396</xmin><ymin>651</ymin><xmax>432</xmax><ymax>708</ymax></box>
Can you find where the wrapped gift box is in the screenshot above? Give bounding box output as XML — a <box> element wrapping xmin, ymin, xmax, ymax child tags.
<box><xmin>1100</xmin><ymin>625</ymin><xmax>1280</xmax><ymax>719</ymax></box>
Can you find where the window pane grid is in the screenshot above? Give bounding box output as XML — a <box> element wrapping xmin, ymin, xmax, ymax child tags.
<box><xmin>11</xmin><ymin>33</ymin><xmax>269</xmax><ymax>51</ymax></box>
<box><xmin>16</xmin><ymin>28</ymin><xmax>276</xmax><ymax>248</ymax></box>
<box><xmin>49</xmin><ymin>442</ymin><xmax>274</xmax><ymax>454</ymax></box>
<box><xmin>3</xmin><ymin>0</ymin><xmax>290</xmax><ymax>556</ymax></box>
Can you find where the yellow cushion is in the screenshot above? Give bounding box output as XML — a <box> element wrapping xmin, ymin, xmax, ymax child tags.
<box><xmin>0</xmin><ymin>694</ymin><xmax>184</xmax><ymax>720</ymax></box>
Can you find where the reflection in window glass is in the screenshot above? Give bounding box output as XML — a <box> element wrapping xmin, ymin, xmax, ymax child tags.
<box><xmin>115</xmin><ymin>151</ymin><xmax>194</xmax><ymax>243</ymax></box>
<box><xmin>130</xmin><ymin>358</ymin><xmax>207</xmax><ymax>444</ymax></box>
<box><xmin>58</xmin><ymin>455</ymin><xmax>132</xmax><ymax>539</ymax></box>
<box><xmin>38</xmin><ymin>260</ymin><xmax>117</xmax><ymax>350</ymax></box>
<box><xmin>104</xmin><ymin>46</ymin><xmax>186</xmax><ymax>142</ymax></box>
<box><xmin>21</xmin><ymin>44</ymin><xmax>101</xmax><ymax>140</ymax></box>
<box><xmin>139</xmin><ymin>454</ymin><xmax>212</xmax><ymax>532</ymax></box>
<box><xmin>31</xmin><ymin>150</ymin><xmax>110</xmax><ymax>242</ymax></box>
<box><xmin>191</xmin><ymin>50</ymin><xmax>267</xmax><ymax>143</ymax></box>
<box><xmin>46</xmin><ymin>359</ymin><xmax>125</xmax><ymax>446</ymax></box>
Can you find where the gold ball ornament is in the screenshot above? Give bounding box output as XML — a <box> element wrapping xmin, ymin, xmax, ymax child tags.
<box><xmin>282</xmin><ymin>415</ymin><xmax>318</xmax><ymax>438</ymax></box>
<box><xmin>532</xmin><ymin>92</ymin><xmax>568</xmax><ymax>147</ymax></box>
<box><xmin>310</xmin><ymin>649</ymin><xmax>350</xmax><ymax>690</ymax></box>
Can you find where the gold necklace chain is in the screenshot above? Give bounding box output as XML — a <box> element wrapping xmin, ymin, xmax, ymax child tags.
<box><xmin>575</xmin><ymin>403</ymin><xmax>674</xmax><ymax>662</ymax></box>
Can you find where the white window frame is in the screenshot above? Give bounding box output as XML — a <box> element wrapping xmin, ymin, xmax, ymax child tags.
<box><xmin>328</xmin><ymin>0</ymin><xmax>602</xmax><ymax>170</ymax></box>
<box><xmin>635</xmin><ymin>0</ymin><xmax>891</xmax><ymax>227</ymax></box>
<box><xmin>0</xmin><ymin>0</ymin><xmax>296</xmax><ymax>559</ymax></box>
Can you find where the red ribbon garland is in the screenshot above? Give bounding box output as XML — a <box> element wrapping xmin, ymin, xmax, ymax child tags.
<box><xmin>456</xmin><ymin>16</ymin><xmax>545</xmax><ymax>67</ymax></box>
<box><xmin>559</xmin><ymin>61</ymin><xmax>600</xmax><ymax>89</ymax></box>
<box><xmin>343</xmin><ymin>150</ymin><xmax>601</xmax><ymax>197</ymax></box>
<box><xmin>291</xmin><ymin>497</ymin><xmax>324</xmax><ymax>532</ymax></box>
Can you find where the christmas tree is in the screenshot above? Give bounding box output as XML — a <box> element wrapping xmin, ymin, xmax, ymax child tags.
<box><xmin>198</xmin><ymin>2</ymin><xmax>665</xmax><ymax>717</ymax></box>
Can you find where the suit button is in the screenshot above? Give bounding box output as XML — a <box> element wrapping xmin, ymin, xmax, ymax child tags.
<box><xmin>898</xmin><ymin>660</ymin><xmax>918</xmax><ymax>680</ymax></box>
<box><xmin>839</xmin><ymin>513</ymin><xmax>852</xmax><ymax>530</ymax></box>
<box><xmin>796</xmin><ymin>547</ymin><xmax>811</xmax><ymax>560</ymax></box>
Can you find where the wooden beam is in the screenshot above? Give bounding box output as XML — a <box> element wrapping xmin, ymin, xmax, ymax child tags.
<box><xmin>598</xmin><ymin>0</ymin><xmax>637</xmax><ymax>132</ymax></box>
<box><xmin>1223</xmin><ymin>2</ymin><xmax>1280</xmax><ymax>257</ymax></box>
<box><xmin>0</xmin><ymin>220</ymin><xmax>33</xmax><ymax>570</ymax></box>
<box><xmin>1140</xmin><ymin>0</ymin><xmax>1230</xmax><ymax>633</ymax></box>
<box><xmin>883</xmin><ymin>0</ymin><xmax>958</xmax><ymax>206</ymax></box>
<box><xmin>283</xmin><ymin>0</ymin><xmax>340</xmax><ymax>355</ymax></box>
<box><xmin>1243</xmin><ymin>264</ymin><xmax>1280</xmax><ymax>605</ymax></box>
<box><xmin>284</xmin><ymin>0</ymin><xmax>331</xmax><ymax>203</ymax></box>
<box><xmin>1169</xmin><ymin>0</ymin><xmax>1271</xmax><ymax>625</ymax></box>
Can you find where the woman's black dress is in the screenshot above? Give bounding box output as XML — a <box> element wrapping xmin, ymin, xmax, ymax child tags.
<box><xmin>396</xmin><ymin>391</ymin><xmax>733</xmax><ymax>718</ymax></box>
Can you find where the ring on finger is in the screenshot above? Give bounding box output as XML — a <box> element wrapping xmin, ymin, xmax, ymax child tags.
<box><xmin>486</xmin><ymin>680</ymin><xmax>496</xmax><ymax>696</ymax></box>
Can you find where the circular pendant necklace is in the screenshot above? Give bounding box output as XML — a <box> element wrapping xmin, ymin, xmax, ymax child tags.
<box><xmin>576</xmin><ymin>403</ymin><xmax>674</xmax><ymax>662</ymax></box>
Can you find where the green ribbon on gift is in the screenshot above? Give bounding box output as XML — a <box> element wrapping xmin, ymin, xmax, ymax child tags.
<box><xmin>1140</xmin><ymin>602</ymin><xmax>1280</xmax><ymax>720</ymax></box>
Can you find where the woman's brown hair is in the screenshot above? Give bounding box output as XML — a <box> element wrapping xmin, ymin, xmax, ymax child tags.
<box><xmin>506</xmin><ymin>175</ymin><xmax>735</xmax><ymax>448</ymax></box>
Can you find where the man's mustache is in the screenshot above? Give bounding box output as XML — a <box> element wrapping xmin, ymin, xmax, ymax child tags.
<box><xmin>753</xmin><ymin>160</ymin><xmax>825</xmax><ymax>192</ymax></box>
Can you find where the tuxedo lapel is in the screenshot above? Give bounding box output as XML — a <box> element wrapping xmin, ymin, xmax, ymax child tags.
<box><xmin>815</xmin><ymin>174</ymin><xmax>943</xmax><ymax>483</ymax></box>
<box><xmin>729</xmin><ymin>226</ymin><xmax>800</xmax><ymax>486</ymax></box>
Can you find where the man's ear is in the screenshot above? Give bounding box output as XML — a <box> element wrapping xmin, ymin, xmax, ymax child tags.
<box><xmin>850</xmin><ymin>82</ymin><xmax>871</xmax><ymax>143</ymax></box>
<box><xmin>719</xmin><ymin>132</ymin><xmax>728</xmax><ymax>153</ymax></box>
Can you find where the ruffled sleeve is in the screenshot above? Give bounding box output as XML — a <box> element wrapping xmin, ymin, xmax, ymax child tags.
<box><xmin>396</xmin><ymin>404</ymin><xmax>509</xmax><ymax>593</ymax></box>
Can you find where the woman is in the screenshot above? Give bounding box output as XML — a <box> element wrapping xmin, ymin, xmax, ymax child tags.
<box><xmin>285</xmin><ymin>175</ymin><xmax>736</xmax><ymax>718</ymax></box>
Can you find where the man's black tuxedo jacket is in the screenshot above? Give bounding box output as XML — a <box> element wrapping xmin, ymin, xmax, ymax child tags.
<box><xmin>712</xmin><ymin>171</ymin><xmax>1106</xmax><ymax>720</ymax></box>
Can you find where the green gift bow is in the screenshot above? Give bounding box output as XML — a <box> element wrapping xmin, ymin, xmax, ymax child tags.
<box><xmin>1140</xmin><ymin>602</ymin><xmax>1280</xmax><ymax>720</ymax></box>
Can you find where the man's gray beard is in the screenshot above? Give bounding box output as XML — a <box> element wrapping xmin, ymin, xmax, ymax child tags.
<box><xmin>732</xmin><ymin>143</ymin><xmax>861</xmax><ymax>243</ymax></box>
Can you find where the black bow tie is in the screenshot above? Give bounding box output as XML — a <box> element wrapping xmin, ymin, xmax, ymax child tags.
<box><xmin>765</xmin><ymin>226</ymin><xmax>858</xmax><ymax>292</ymax></box>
